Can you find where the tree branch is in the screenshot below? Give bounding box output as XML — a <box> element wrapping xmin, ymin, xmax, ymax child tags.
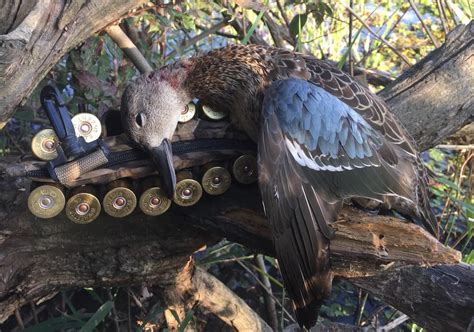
<box><xmin>380</xmin><ymin>21</ymin><xmax>474</xmax><ymax>150</ymax></box>
<box><xmin>0</xmin><ymin>0</ymin><xmax>148</xmax><ymax>128</ymax></box>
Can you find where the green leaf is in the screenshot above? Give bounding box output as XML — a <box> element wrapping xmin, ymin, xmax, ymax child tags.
<box><xmin>289</xmin><ymin>13</ymin><xmax>308</xmax><ymax>39</ymax></box>
<box><xmin>181</xmin><ymin>13</ymin><xmax>195</xmax><ymax>31</ymax></box>
<box><xmin>84</xmin><ymin>287</ymin><xmax>104</xmax><ymax>304</ymax></box>
<box><xmin>79</xmin><ymin>301</ymin><xmax>114</xmax><ymax>332</ymax></box>
<box><xmin>23</xmin><ymin>316</ymin><xmax>87</xmax><ymax>332</ymax></box>
<box><xmin>156</xmin><ymin>15</ymin><xmax>171</xmax><ymax>27</ymax></box>
<box><xmin>435</xmin><ymin>176</ymin><xmax>462</xmax><ymax>192</ymax></box>
<box><xmin>463</xmin><ymin>250</ymin><xmax>474</xmax><ymax>264</ymax></box>
<box><xmin>337</xmin><ymin>25</ymin><xmax>363</xmax><ymax>69</ymax></box>
<box><xmin>251</xmin><ymin>263</ymin><xmax>284</xmax><ymax>288</ymax></box>
<box><xmin>169</xmin><ymin>309</ymin><xmax>181</xmax><ymax>324</ymax></box>
<box><xmin>242</xmin><ymin>10</ymin><xmax>266</xmax><ymax>45</ymax></box>
<box><xmin>178</xmin><ymin>310</ymin><xmax>194</xmax><ymax>332</ymax></box>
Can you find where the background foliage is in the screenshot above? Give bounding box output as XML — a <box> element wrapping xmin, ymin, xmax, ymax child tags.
<box><xmin>1</xmin><ymin>0</ymin><xmax>472</xmax><ymax>331</ymax></box>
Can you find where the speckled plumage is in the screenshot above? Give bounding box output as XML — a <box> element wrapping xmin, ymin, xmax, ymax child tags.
<box><xmin>121</xmin><ymin>44</ymin><xmax>438</xmax><ymax>328</ymax></box>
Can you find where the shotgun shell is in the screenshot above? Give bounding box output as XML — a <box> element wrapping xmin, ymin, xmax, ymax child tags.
<box><xmin>71</xmin><ymin>113</ymin><xmax>102</xmax><ymax>143</ymax></box>
<box><xmin>232</xmin><ymin>154</ymin><xmax>258</xmax><ymax>184</ymax></box>
<box><xmin>201</xmin><ymin>105</ymin><xmax>228</xmax><ymax>121</ymax></box>
<box><xmin>28</xmin><ymin>183</ymin><xmax>65</xmax><ymax>219</ymax></box>
<box><xmin>178</xmin><ymin>103</ymin><xmax>196</xmax><ymax>123</ymax></box>
<box><xmin>65</xmin><ymin>186</ymin><xmax>101</xmax><ymax>224</ymax></box>
<box><xmin>201</xmin><ymin>165</ymin><xmax>232</xmax><ymax>196</ymax></box>
<box><xmin>173</xmin><ymin>171</ymin><xmax>203</xmax><ymax>207</ymax></box>
<box><xmin>103</xmin><ymin>179</ymin><xmax>137</xmax><ymax>218</ymax></box>
<box><xmin>139</xmin><ymin>177</ymin><xmax>172</xmax><ymax>216</ymax></box>
<box><xmin>31</xmin><ymin>128</ymin><xmax>59</xmax><ymax>161</ymax></box>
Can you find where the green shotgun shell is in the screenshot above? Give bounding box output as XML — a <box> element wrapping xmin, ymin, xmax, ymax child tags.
<box><xmin>139</xmin><ymin>177</ymin><xmax>172</xmax><ymax>216</ymax></box>
<box><xmin>72</xmin><ymin>113</ymin><xmax>102</xmax><ymax>143</ymax></box>
<box><xmin>201</xmin><ymin>165</ymin><xmax>232</xmax><ymax>196</ymax></box>
<box><xmin>201</xmin><ymin>105</ymin><xmax>228</xmax><ymax>121</ymax></box>
<box><xmin>173</xmin><ymin>171</ymin><xmax>203</xmax><ymax>207</ymax></box>
<box><xmin>232</xmin><ymin>154</ymin><xmax>258</xmax><ymax>184</ymax></box>
<box><xmin>65</xmin><ymin>186</ymin><xmax>101</xmax><ymax>224</ymax></box>
<box><xmin>178</xmin><ymin>103</ymin><xmax>196</xmax><ymax>123</ymax></box>
<box><xmin>28</xmin><ymin>183</ymin><xmax>65</xmax><ymax>219</ymax></box>
<box><xmin>103</xmin><ymin>179</ymin><xmax>137</xmax><ymax>218</ymax></box>
<box><xmin>31</xmin><ymin>128</ymin><xmax>59</xmax><ymax>161</ymax></box>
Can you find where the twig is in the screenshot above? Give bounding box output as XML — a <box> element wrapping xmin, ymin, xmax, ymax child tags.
<box><xmin>14</xmin><ymin>309</ymin><xmax>24</xmax><ymax>330</ymax></box>
<box><xmin>124</xmin><ymin>3</ymin><xmax>166</xmax><ymax>19</ymax></box>
<box><xmin>445</xmin><ymin>151</ymin><xmax>473</xmax><ymax>244</ymax></box>
<box><xmin>107</xmin><ymin>288</ymin><xmax>120</xmax><ymax>332</ymax></box>
<box><xmin>356</xmin><ymin>291</ymin><xmax>368</xmax><ymax>326</ymax></box>
<box><xmin>262</xmin><ymin>12</ymin><xmax>286</xmax><ymax>48</ymax></box>
<box><xmin>445</xmin><ymin>0</ymin><xmax>460</xmax><ymax>25</ymax></box>
<box><xmin>280</xmin><ymin>287</ymin><xmax>286</xmax><ymax>330</ymax></box>
<box><xmin>276</xmin><ymin>0</ymin><xmax>290</xmax><ymax>29</ymax></box>
<box><xmin>377</xmin><ymin>314</ymin><xmax>409</xmax><ymax>331</ymax></box>
<box><xmin>12</xmin><ymin>305</ymin><xmax>46</xmax><ymax>329</ymax></box>
<box><xmin>342</xmin><ymin>5</ymin><xmax>412</xmax><ymax>65</ymax></box>
<box><xmin>196</xmin><ymin>24</ymin><xmax>241</xmax><ymax>39</ymax></box>
<box><xmin>256</xmin><ymin>255</ymin><xmax>278</xmax><ymax>330</ymax></box>
<box><xmin>127</xmin><ymin>287</ymin><xmax>144</xmax><ymax>310</ymax></box>
<box><xmin>436</xmin><ymin>0</ymin><xmax>449</xmax><ymax>36</ymax></box>
<box><xmin>127</xmin><ymin>291</ymin><xmax>132</xmax><ymax>332</ymax></box>
<box><xmin>4</xmin><ymin>129</ymin><xmax>25</xmax><ymax>155</ymax></box>
<box><xmin>437</xmin><ymin>144</ymin><xmax>474</xmax><ymax>150</ymax></box>
<box><xmin>361</xmin><ymin>304</ymin><xmax>387</xmax><ymax>326</ymax></box>
<box><xmin>121</xmin><ymin>20</ymin><xmax>144</xmax><ymax>55</ymax></box>
<box><xmin>29</xmin><ymin>301</ymin><xmax>38</xmax><ymax>325</ymax></box>
<box><xmin>166</xmin><ymin>19</ymin><xmax>230</xmax><ymax>60</ymax></box>
<box><xmin>356</xmin><ymin>6</ymin><xmax>409</xmax><ymax>68</ymax></box>
<box><xmin>408</xmin><ymin>0</ymin><xmax>441</xmax><ymax>48</ymax></box>
<box><xmin>105</xmin><ymin>24</ymin><xmax>153</xmax><ymax>74</ymax></box>
<box><xmin>348</xmin><ymin>0</ymin><xmax>354</xmax><ymax>76</ymax></box>
<box><xmin>236</xmin><ymin>259</ymin><xmax>296</xmax><ymax>323</ymax></box>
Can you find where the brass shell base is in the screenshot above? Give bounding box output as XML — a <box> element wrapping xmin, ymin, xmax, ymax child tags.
<box><xmin>173</xmin><ymin>179</ymin><xmax>203</xmax><ymax>207</ymax></box>
<box><xmin>103</xmin><ymin>187</ymin><xmax>137</xmax><ymax>218</ymax></box>
<box><xmin>139</xmin><ymin>187</ymin><xmax>172</xmax><ymax>216</ymax></box>
<box><xmin>28</xmin><ymin>185</ymin><xmax>65</xmax><ymax>219</ymax></box>
<box><xmin>66</xmin><ymin>192</ymin><xmax>101</xmax><ymax>224</ymax></box>
<box><xmin>202</xmin><ymin>166</ymin><xmax>232</xmax><ymax>195</ymax></box>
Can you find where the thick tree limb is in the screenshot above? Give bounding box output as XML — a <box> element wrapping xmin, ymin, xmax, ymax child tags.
<box><xmin>352</xmin><ymin>264</ymin><xmax>474</xmax><ymax>332</ymax></box>
<box><xmin>172</xmin><ymin>261</ymin><xmax>273</xmax><ymax>331</ymax></box>
<box><xmin>380</xmin><ymin>21</ymin><xmax>474</xmax><ymax>150</ymax></box>
<box><xmin>0</xmin><ymin>1</ymin><xmax>472</xmax><ymax>331</ymax></box>
<box><xmin>0</xmin><ymin>0</ymin><xmax>148</xmax><ymax>128</ymax></box>
<box><xmin>0</xmin><ymin>166</ymin><xmax>465</xmax><ymax>330</ymax></box>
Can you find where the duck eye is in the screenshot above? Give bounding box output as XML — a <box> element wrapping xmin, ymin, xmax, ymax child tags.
<box><xmin>135</xmin><ymin>113</ymin><xmax>145</xmax><ymax>127</ymax></box>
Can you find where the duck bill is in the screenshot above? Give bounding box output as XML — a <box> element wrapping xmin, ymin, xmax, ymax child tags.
<box><xmin>147</xmin><ymin>139</ymin><xmax>176</xmax><ymax>198</ymax></box>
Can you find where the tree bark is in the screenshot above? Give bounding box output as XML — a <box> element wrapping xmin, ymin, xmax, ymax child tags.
<box><xmin>380</xmin><ymin>21</ymin><xmax>474</xmax><ymax>151</ymax></box>
<box><xmin>0</xmin><ymin>157</ymin><xmax>467</xmax><ymax>331</ymax></box>
<box><xmin>0</xmin><ymin>1</ymin><xmax>473</xmax><ymax>331</ymax></box>
<box><xmin>352</xmin><ymin>264</ymin><xmax>474</xmax><ymax>332</ymax></box>
<box><xmin>0</xmin><ymin>0</ymin><xmax>148</xmax><ymax>128</ymax></box>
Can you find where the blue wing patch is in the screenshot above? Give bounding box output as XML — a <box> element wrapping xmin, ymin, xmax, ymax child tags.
<box><xmin>262</xmin><ymin>79</ymin><xmax>393</xmax><ymax>171</ymax></box>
